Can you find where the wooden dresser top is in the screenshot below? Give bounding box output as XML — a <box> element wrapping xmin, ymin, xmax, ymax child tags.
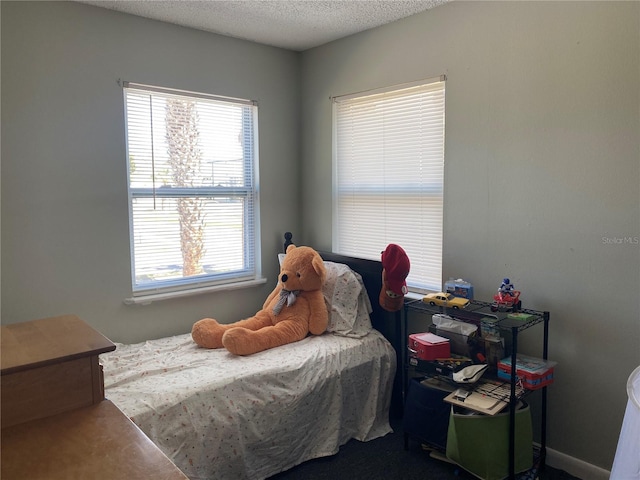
<box><xmin>1</xmin><ymin>315</ymin><xmax>115</xmax><ymax>375</ymax></box>
<box><xmin>2</xmin><ymin>400</ymin><xmax>189</xmax><ymax>480</ymax></box>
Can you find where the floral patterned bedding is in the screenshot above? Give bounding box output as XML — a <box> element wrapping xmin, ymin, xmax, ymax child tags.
<box><xmin>101</xmin><ymin>329</ymin><xmax>396</xmax><ymax>480</ymax></box>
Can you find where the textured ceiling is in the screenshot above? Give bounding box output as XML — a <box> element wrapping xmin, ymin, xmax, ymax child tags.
<box><xmin>76</xmin><ymin>0</ymin><xmax>449</xmax><ymax>51</ymax></box>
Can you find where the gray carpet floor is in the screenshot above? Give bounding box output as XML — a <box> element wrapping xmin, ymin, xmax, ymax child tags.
<box><xmin>268</xmin><ymin>418</ymin><xmax>582</xmax><ymax>480</ymax></box>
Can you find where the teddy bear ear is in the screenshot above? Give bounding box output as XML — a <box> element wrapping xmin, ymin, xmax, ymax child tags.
<box><xmin>312</xmin><ymin>254</ymin><xmax>327</xmax><ymax>280</ymax></box>
<box><xmin>286</xmin><ymin>244</ymin><xmax>296</xmax><ymax>254</ymax></box>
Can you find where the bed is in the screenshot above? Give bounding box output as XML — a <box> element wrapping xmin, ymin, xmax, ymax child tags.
<box><xmin>100</xmin><ymin>247</ymin><xmax>399</xmax><ymax>480</ymax></box>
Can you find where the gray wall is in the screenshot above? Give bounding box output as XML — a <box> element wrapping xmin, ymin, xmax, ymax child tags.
<box><xmin>2</xmin><ymin>0</ymin><xmax>639</xmax><ymax>474</ymax></box>
<box><xmin>300</xmin><ymin>0</ymin><xmax>639</xmax><ymax>472</ymax></box>
<box><xmin>1</xmin><ymin>1</ymin><xmax>301</xmax><ymax>343</ymax></box>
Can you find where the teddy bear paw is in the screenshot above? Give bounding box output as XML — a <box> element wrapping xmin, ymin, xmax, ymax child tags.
<box><xmin>191</xmin><ymin>318</ymin><xmax>226</xmax><ymax>349</ymax></box>
<box><xmin>222</xmin><ymin>328</ymin><xmax>262</xmax><ymax>356</ymax></box>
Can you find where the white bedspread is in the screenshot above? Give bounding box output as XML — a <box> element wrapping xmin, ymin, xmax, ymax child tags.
<box><xmin>101</xmin><ymin>330</ymin><xmax>396</xmax><ymax>480</ymax></box>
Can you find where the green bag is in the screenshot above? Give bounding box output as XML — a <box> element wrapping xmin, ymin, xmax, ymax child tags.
<box><xmin>446</xmin><ymin>402</ymin><xmax>533</xmax><ymax>480</ymax></box>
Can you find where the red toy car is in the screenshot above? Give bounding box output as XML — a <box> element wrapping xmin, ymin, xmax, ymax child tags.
<box><xmin>491</xmin><ymin>290</ymin><xmax>522</xmax><ymax>312</ymax></box>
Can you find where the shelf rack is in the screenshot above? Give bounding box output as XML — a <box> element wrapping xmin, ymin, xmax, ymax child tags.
<box><xmin>403</xmin><ymin>298</ymin><xmax>550</xmax><ymax>479</ymax></box>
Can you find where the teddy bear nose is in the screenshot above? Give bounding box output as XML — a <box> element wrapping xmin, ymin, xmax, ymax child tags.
<box><xmin>281</xmin><ymin>273</ymin><xmax>288</xmax><ymax>283</ymax></box>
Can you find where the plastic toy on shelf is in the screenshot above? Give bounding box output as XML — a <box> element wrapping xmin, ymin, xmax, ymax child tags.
<box><xmin>491</xmin><ymin>290</ymin><xmax>522</xmax><ymax>312</ymax></box>
<box><xmin>491</xmin><ymin>278</ymin><xmax>522</xmax><ymax>312</ymax></box>
<box><xmin>423</xmin><ymin>292</ymin><xmax>470</xmax><ymax>309</ymax></box>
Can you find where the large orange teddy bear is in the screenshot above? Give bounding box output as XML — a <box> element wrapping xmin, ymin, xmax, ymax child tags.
<box><xmin>191</xmin><ymin>244</ymin><xmax>329</xmax><ymax>355</ymax></box>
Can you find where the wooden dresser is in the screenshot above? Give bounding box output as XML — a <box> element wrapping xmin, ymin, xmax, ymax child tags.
<box><xmin>1</xmin><ymin>314</ymin><xmax>188</xmax><ymax>480</ymax></box>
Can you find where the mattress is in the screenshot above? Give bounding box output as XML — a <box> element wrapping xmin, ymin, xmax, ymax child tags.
<box><xmin>101</xmin><ymin>329</ymin><xmax>396</xmax><ymax>480</ymax></box>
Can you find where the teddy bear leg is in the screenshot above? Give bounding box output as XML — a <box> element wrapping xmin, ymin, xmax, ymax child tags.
<box><xmin>222</xmin><ymin>320</ymin><xmax>309</xmax><ymax>356</ymax></box>
<box><xmin>191</xmin><ymin>318</ymin><xmax>227</xmax><ymax>349</ymax></box>
<box><xmin>222</xmin><ymin>312</ymin><xmax>273</xmax><ymax>333</ymax></box>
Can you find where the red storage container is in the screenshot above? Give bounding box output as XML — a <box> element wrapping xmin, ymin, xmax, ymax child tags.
<box><xmin>497</xmin><ymin>355</ymin><xmax>556</xmax><ymax>390</ymax></box>
<box><xmin>408</xmin><ymin>332</ymin><xmax>450</xmax><ymax>361</ymax></box>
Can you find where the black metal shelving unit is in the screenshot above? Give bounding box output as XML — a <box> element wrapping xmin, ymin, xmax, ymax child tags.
<box><xmin>402</xmin><ymin>298</ymin><xmax>550</xmax><ymax>479</ymax></box>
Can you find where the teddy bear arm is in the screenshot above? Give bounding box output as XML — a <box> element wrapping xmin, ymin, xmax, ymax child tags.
<box><xmin>263</xmin><ymin>283</ymin><xmax>281</xmax><ymax>310</ymax></box>
<box><xmin>306</xmin><ymin>292</ymin><xmax>329</xmax><ymax>335</ymax></box>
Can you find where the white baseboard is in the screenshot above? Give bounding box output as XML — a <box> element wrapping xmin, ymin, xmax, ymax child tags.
<box><xmin>546</xmin><ymin>447</ymin><xmax>610</xmax><ymax>480</ymax></box>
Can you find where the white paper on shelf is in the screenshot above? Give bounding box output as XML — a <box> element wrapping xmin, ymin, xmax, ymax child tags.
<box><xmin>432</xmin><ymin>314</ymin><xmax>478</xmax><ymax>336</ymax></box>
<box><xmin>413</xmin><ymin>332</ymin><xmax>450</xmax><ymax>344</ymax></box>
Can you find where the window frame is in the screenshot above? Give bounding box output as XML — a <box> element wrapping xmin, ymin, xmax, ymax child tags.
<box><xmin>122</xmin><ymin>82</ymin><xmax>263</xmax><ymax>304</ymax></box>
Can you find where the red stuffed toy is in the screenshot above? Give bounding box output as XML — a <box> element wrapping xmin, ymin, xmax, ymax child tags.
<box><xmin>379</xmin><ymin>244</ymin><xmax>410</xmax><ymax>312</ymax></box>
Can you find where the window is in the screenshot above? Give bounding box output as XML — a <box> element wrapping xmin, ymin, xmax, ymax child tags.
<box><xmin>123</xmin><ymin>83</ymin><xmax>260</xmax><ymax>300</ymax></box>
<box><xmin>332</xmin><ymin>76</ymin><xmax>445</xmax><ymax>292</ymax></box>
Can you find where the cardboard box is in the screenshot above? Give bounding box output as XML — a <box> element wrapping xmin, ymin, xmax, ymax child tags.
<box><xmin>444</xmin><ymin>278</ymin><xmax>474</xmax><ymax>299</ymax></box>
<box><xmin>431</xmin><ymin>315</ymin><xmax>478</xmax><ymax>357</ymax></box>
<box><xmin>507</xmin><ymin>312</ymin><xmax>536</xmax><ymax>322</ymax></box>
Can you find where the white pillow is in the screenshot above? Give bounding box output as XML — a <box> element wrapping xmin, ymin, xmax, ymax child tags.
<box><xmin>277</xmin><ymin>255</ymin><xmax>372</xmax><ymax>337</ymax></box>
<box><xmin>322</xmin><ymin>261</ymin><xmax>373</xmax><ymax>337</ymax></box>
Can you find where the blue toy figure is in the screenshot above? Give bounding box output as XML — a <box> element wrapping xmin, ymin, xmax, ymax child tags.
<box><xmin>499</xmin><ymin>278</ymin><xmax>514</xmax><ymax>297</ymax></box>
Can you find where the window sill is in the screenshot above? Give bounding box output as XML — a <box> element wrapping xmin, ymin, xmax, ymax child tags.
<box><xmin>124</xmin><ymin>277</ymin><xmax>268</xmax><ymax>305</ymax></box>
<box><xmin>405</xmin><ymin>291</ymin><xmax>424</xmax><ymax>301</ymax></box>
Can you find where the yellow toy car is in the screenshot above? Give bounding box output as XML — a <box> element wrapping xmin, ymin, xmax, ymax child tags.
<box><xmin>423</xmin><ymin>292</ymin><xmax>470</xmax><ymax>309</ymax></box>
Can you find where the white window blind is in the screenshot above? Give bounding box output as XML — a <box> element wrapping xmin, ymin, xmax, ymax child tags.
<box><xmin>123</xmin><ymin>83</ymin><xmax>259</xmax><ymax>296</ymax></box>
<box><xmin>333</xmin><ymin>77</ymin><xmax>445</xmax><ymax>292</ymax></box>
